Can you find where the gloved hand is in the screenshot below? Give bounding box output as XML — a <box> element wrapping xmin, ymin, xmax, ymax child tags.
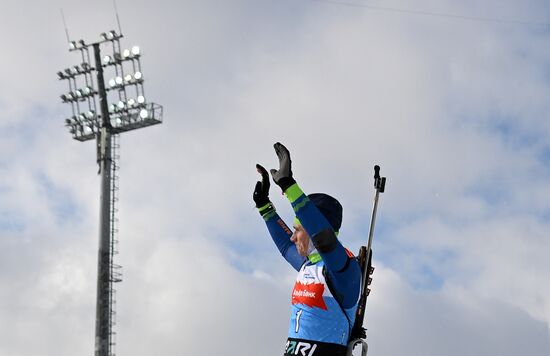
<box><xmin>253</xmin><ymin>164</ymin><xmax>270</xmax><ymax>208</ymax></box>
<box><xmin>270</xmin><ymin>142</ymin><xmax>296</xmax><ymax>193</ymax></box>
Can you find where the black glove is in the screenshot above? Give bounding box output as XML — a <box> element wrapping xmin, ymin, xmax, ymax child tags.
<box><xmin>270</xmin><ymin>142</ymin><xmax>296</xmax><ymax>192</ymax></box>
<box><xmin>253</xmin><ymin>164</ymin><xmax>270</xmax><ymax>208</ymax></box>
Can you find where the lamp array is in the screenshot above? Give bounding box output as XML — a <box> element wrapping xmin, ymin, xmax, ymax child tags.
<box><xmin>109</xmin><ymin>96</ymin><xmax>146</xmax><ymax>113</ymax></box>
<box><xmin>68</xmin><ymin>30</ymin><xmax>122</xmax><ymax>52</ymax></box>
<box><xmin>59</xmin><ymin>30</ymin><xmax>162</xmax><ymax>141</ymax></box>
<box><xmin>69</xmin><ymin>123</ymin><xmax>96</xmax><ymax>136</ymax></box>
<box><xmin>65</xmin><ymin>110</ymin><xmax>97</xmax><ymax>124</ymax></box>
<box><xmin>100</xmin><ymin>30</ymin><xmax>122</xmax><ymax>41</ymax></box>
<box><xmin>61</xmin><ymin>86</ymin><xmax>95</xmax><ymax>103</ymax></box>
<box><xmin>123</xmin><ymin>46</ymin><xmax>141</xmax><ymax>58</ymax></box>
<box><xmin>103</xmin><ymin>46</ymin><xmax>141</xmax><ymax>66</ymax></box>
<box><xmin>65</xmin><ymin>110</ymin><xmax>98</xmax><ymax>136</ymax></box>
<box><xmin>108</xmin><ymin>72</ymin><xmax>143</xmax><ymax>89</ymax></box>
<box><xmin>68</xmin><ymin>39</ymin><xmax>87</xmax><ymax>51</ymax></box>
<box><xmin>57</xmin><ymin>63</ymin><xmax>93</xmax><ymax>79</ymax></box>
<box><xmin>111</xmin><ymin>108</ymin><xmax>152</xmax><ymax>128</ymax></box>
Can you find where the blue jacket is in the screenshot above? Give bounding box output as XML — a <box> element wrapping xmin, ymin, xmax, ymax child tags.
<box><xmin>259</xmin><ymin>183</ymin><xmax>361</xmax><ymax>347</ymax></box>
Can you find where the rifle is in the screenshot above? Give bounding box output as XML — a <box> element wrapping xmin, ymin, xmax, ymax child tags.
<box><xmin>347</xmin><ymin>165</ymin><xmax>386</xmax><ymax>356</ymax></box>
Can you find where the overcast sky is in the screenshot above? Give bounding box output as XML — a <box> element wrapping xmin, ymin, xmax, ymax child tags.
<box><xmin>0</xmin><ymin>0</ymin><xmax>549</xmax><ymax>355</ymax></box>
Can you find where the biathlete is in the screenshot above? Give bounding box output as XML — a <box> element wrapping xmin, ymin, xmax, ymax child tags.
<box><xmin>254</xmin><ymin>142</ymin><xmax>361</xmax><ymax>356</ymax></box>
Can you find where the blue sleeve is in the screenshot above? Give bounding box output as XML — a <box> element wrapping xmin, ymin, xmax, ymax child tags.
<box><xmin>285</xmin><ymin>183</ymin><xmax>361</xmax><ymax>308</ymax></box>
<box><xmin>260</xmin><ymin>204</ymin><xmax>306</xmax><ymax>271</ymax></box>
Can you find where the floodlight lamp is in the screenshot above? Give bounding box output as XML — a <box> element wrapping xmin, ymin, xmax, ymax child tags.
<box><xmin>117</xmin><ymin>101</ymin><xmax>125</xmax><ymax>110</ymax></box>
<box><xmin>78</xmin><ymin>113</ymin><xmax>86</xmax><ymax>121</ymax></box>
<box><xmin>73</xmin><ymin>66</ymin><xmax>81</xmax><ymax>75</ymax></box>
<box><xmin>61</xmin><ymin>94</ymin><xmax>68</xmax><ymax>102</ymax></box>
<box><xmin>124</xmin><ymin>74</ymin><xmax>132</xmax><ymax>83</ymax></box>
<box><xmin>83</xmin><ymin>86</ymin><xmax>92</xmax><ymax>96</ymax></box>
<box><xmin>137</xmin><ymin>95</ymin><xmax>145</xmax><ymax>104</ymax></box>
<box><xmin>103</xmin><ymin>55</ymin><xmax>112</xmax><ymax>64</ymax></box>
<box><xmin>65</xmin><ymin>118</ymin><xmax>72</xmax><ymax>125</ymax></box>
<box><xmin>131</xmin><ymin>46</ymin><xmax>140</xmax><ymax>56</ymax></box>
<box><xmin>64</xmin><ymin>68</ymin><xmax>73</xmax><ymax>75</ymax></box>
<box><xmin>81</xmin><ymin>62</ymin><xmax>91</xmax><ymax>72</ymax></box>
<box><xmin>110</xmin><ymin>103</ymin><xmax>117</xmax><ymax>112</ymax></box>
<box><xmin>113</xmin><ymin>53</ymin><xmax>122</xmax><ymax>61</ymax></box>
<box><xmin>57</xmin><ymin>71</ymin><xmax>66</xmax><ymax>80</ymax></box>
<box><xmin>106</xmin><ymin>31</ymin><xmax>115</xmax><ymax>40</ymax></box>
<box><xmin>78</xmin><ymin>39</ymin><xmax>86</xmax><ymax>47</ymax></box>
<box><xmin>69</xmin><ymin>126</ymin><xmax>76</xmax><ymax>134</ymax></box>
<box><xmin>127</xmin><ymin>98</ymin><xmax>136</xmax><ymax>107</ymax></box>
<box><xmin>69</xmin><ymin>41</ymin><xmax>77</xmax><ymax>50</ymax></box>
<box><xmin>75</xmin><ymin>89</ymin><xmax>83</xmax><ymax>98</ymax></box>
<box><xmin>123</xmin><ymin>49</ymin><xmax>131</xmax><ymax>58</ymax></box>
<box><xmin>66</xmin><ymin>93</ymin><xmax>74</xmax><ymax>101</ymax></box>
<box><xmin>115</xmin><ymin>76</ymin><xmax>123</xmax><ymax>85</ymax></box>
<box><xmin>83</xmin><ymin>125</ymin><xmax>93</xmax><ymax>134</ymax></box>
<box><xmin>109</xmin><ymin>78</ymin><xmax>117</xmax><ymax>88</ymax></box>
<box><xmin>111</xmin><ymin>117</ymin><xmax>122</xmax><ymax>127</ymax></box>
<box><xmin>134</xmin><ymin>71</ymin><xmax>143</xmax><ymax>81</ymax></box>
<box><xmin>86</xmin><ymin>110</ymin><xmax>95</xmax><ymax>119</ymax></box>
<box><xmin>139</xmin><ymin>109</ymin><xmax>148</xmax><ymax>119</ymax></box>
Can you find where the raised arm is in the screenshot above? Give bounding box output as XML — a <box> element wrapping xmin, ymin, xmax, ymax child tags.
<box><xmin>254</xmin><ymin>164</ymin><xmax>306</xmax><ymax>271</ymax></box>
<box><xmin>269</xmin><ymin>142</ymin><xmax>361</xmax><ymax>308</ymax></box>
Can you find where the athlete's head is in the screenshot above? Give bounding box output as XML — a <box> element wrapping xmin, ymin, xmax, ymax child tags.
<box><xmin>291</xmin><ymin>193</ymin><xmax>343</xmax><ymax>256</ymax></box>
<box><xmin>307</xmin><ymin>193</ymin><xmax>343</xmax><ymax>232</ymax></box>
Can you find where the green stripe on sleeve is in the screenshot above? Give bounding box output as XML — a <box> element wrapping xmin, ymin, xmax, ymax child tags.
<box><xmin>284</xmin><ymin>183</ymin><xmax>304</xmax><ymax>203</ymax></box>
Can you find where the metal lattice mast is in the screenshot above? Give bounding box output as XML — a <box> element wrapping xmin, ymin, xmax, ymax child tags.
<box><xmin>57</xmin><ymin>31</ymin><xmax>163</xmax><ymax>356</ymax></box>
<box><xmin>94</xmin><ymin>42</ymin><xmax>115</xmax><ymax>356</ymax></box>
<box><xmin>109</xmin><ymin>132</ymin><xmax>122</xmax><ymax>354</ymax></box>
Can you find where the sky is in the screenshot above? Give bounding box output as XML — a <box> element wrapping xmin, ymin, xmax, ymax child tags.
<box><xmin>0</xmin><ymin>0</ymin><xmax>549</xmax><ymax>355</ymax></box>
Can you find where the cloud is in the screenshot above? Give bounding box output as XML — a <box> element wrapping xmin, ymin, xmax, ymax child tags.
<box><xmin>1</xmin><ymin>0</ymin><xmax>549</xmax><ymax>355</ymax></box>
<box><xmin>116</xmin><ymin>236</ymin><xmax>291</xmax><ymax>355</ymax></box>
<box><xmin>367</xmin><ymin>267</ymin><xmax>550</xmax><ymax>356</ymax></box>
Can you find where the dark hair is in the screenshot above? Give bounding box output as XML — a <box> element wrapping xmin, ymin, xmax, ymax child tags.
<box><xmin>308</xmin><ymin>193</ymin><xmax>343</xmax><ymax>232</ymax></box>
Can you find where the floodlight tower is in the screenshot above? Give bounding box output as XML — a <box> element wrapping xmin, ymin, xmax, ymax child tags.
<box><xmin>57</xmin><ymin>30</ymin><xmax>163</xmax><ymax>356</ymax></box>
